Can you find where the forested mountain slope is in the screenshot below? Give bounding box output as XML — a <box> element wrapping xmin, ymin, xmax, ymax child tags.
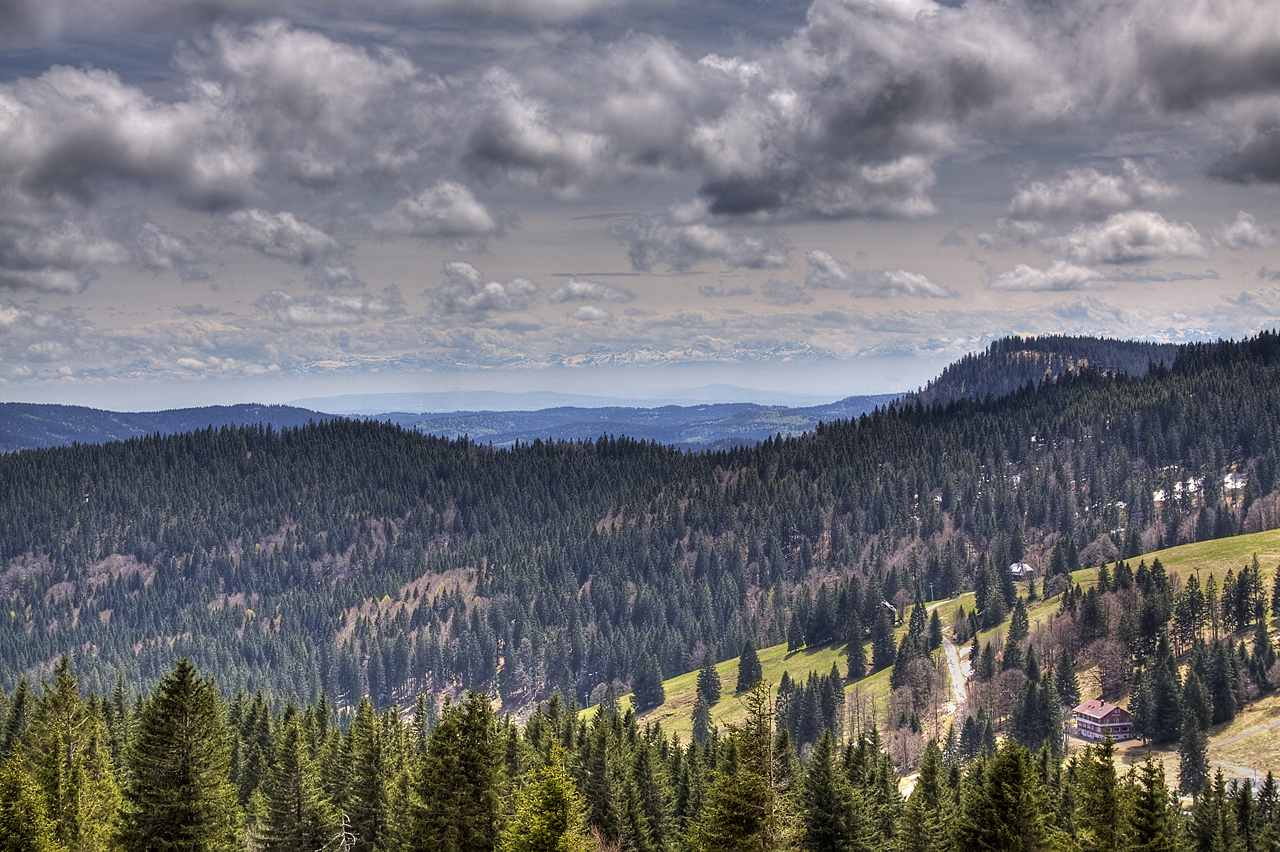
<box><xmin>909</xmin><ymin>335</ymin><xmax>1179</xmax><ymax>407</ymax></box>
<box><xmin>1</xmin><ymin>333</ymin><xmax>1279</xmax><ymax>718</ymax></box>
<box><xmin>0</xmin><ymin>402</ymin><xmax>330</xmax><ymax>452</ymax></box>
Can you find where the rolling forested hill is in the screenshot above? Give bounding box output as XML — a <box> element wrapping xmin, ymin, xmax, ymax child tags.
<box><xmin>1</xmin><ymin>332</ymin><xmax>1278</xmax><ymax>719</ymax></box>
<box><xmin>908</xmin><ymin>335</ymin><xmax>1179</xmax><ymax>406</ymax></box>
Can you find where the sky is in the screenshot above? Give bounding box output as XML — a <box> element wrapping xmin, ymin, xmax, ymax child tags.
<box><xmin>2</xmin><ymin>0</ymin><xmax>1280</xmax><ymax>411</ymax></box>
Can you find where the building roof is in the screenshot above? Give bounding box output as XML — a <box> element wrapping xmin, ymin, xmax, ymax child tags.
<box><xmin>1072</xmin><ymin>698</ymin><xmax>1129</xmax><ymax>720</ymax></box>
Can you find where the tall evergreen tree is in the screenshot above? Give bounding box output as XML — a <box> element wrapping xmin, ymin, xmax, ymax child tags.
<box><xmin>1124</xmin><ymin>756</ymin><xmax>1177</xmax><ymax>852</ymax></box>
<box><xmin>499</xmin><ymin>746</ymin><xmax>593</xmax><ymax>852</ymax></box>
<box><xmin>738</xmin><ymin>641</ymin><xmax>764</xmax><ymax>693</ymax></box>
<box><xmin>799</xmin><ymin>730</ymin><xmax>869</xmax><ymax>852</ymax></box>
<box><xmin>697</xmin><ymin>652</ymin><xmax>722</xmax><ymax>708</ymax></box>
<box><xmin>121</xmin><ymin>658</ymin><xmax>241</xmax><ymax>852</ymax></box>
<box><xmin>954</xmin><ymin>740</ymin><xmax>1058</xmax><ymax>852</ymax></box>
<box><xmin>259</xmin><ymin>718</ymin><xmax>336</xmax><ymax>852</ymax></box>
<box><xmin>23</xmin><ymin>656</ymin><xmax>121</xmax><ymax>852</ymax></box>
<box><xmin>345</xmin><ymin>698</ymin><xmax>394</xmax><ymax>852</ymax></box>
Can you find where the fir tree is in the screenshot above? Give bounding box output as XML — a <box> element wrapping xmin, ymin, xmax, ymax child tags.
<box><xmin>1178</xmin><ymin>708</ymin><xmax>1210</xmax><ymax>797</ymax></box>
<box><xmin>1125</xmin><ymin>756</ymin><xmax>1177</xmax><ymax>852</ymax></box>
<box><xmin>738</xmin><ymin>641</ymin><xmax>763</xmax><ymax>693</ymax></box>
<box><xmin>121</xmin><ymin>658</ymin><xmax>241</xmax><ymax>852</ymax></box>
<box><xmin>692</xmin><ymin>695</ymin><xmax>712</xmax><ymax>747</ymax></box>
<box><xmin>499</xmin><ymin>746</ymin><xmax>593</xmax><ymax>852</ymax></box>
<box><xmin>954</xmin><ymin>740</ymin><xmax>1057</xmax><ymax>852</ymax></box>
<box><xmin>800</xmin><ymin>730</ymin><xmax>869</xmax><ymax>852</ymax></box>
<box><xmin>259</xmin><ymin>718</ymin><xmax>336</xmax><ymax>852</ymax></box>
<box><xmin>697</xmin><ymin>652</ymin><xmax>722</xmax><ymax>708</ymax></box>
<box><xmin>0</xmin><ymin>756</ymin><xmax>60</xmax><ymax>852</ymax></box>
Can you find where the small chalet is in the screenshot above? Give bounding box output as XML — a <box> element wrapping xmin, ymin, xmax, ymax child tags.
<box><xmin>1072</xmin><ymin>698</ymin><xmax>1132</xmax><ymax>741</ymax></box>
<box><xmin>1009</xmin><ymin>562</ymin><xmax>1033</xmax><ymax>580</ymax></box>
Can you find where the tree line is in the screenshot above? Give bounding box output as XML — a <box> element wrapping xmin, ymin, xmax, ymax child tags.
<box><xmin>3</xmin><ymin>654</ymin><xmax>1277</xmax><ymax>852</ymax></box>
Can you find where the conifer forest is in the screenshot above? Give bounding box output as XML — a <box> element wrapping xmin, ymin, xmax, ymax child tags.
<box><xmin>6</xmin><ymin>333</ymin><xmax>1280</xmax><ymax>850</ymax></box>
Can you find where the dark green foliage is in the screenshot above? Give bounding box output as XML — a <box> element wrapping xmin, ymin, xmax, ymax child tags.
<box><xmin>121</xmin><ymin>658</ymin><xmax>241</xmax><ymax>852</ymax></box>
<box><xmin>737</xmin><ymin>641</ymin><xmax>763</xmax><ymax>693</ymax></box>
<box><xmin>954</xmin><ymin>740</ymin><xmax>1058</xmax><ymax>852</ymax></box>
<box><xmin>697</xmin><ymin>653</ymin><xmax>721</xmax><ymax>708</ymax></box>
<box><xmin>632</xmin><ymin>654</ymin><xmax>666</xmax><ymax>711</ymax></box>
<box><xmin>405</xmin><ymin>692</ymin><xmax>501</xmax><ymax>852</ymax></box>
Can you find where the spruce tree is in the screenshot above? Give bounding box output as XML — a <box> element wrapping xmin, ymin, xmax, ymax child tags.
<box><xmin>799</xmin><ymin>730</ymin><xmax>867</xmax><ymax>852</ymax></box>
<box><xmin>121</xmin><ymin>658</ymin><xmax>241</xmax><ymax>852</ymax></box>
<box><xmin>738</xmin><ymin>641</ymin><xmax>763</xmax><ymax>693</ymax></box>
<box><xmin>1125</xmin><ymin>756</ymin><xmax>1177</xmax><ymax>852</ymax></box>
<box><xmin>632</xmin><ymin>654</ymin><xmax>666</xmax><ymax>711</ymax></box>
<box><xmin>697</xmin><ymin>652</ymin><xmax>722</xmax><ymax>707</ymax></box>
<box><xmin>259</xmin><ymin>718</ymin><xmax>336</xmax><ymax>852</ymax></box>
<box><xmin>1178</xmin><ymin>708</ymin><xmax>1209</xmax><ymax>797</ymax></box>
<box><xmin>954</xmin><ymin>740</ymin><xmax>1056</xmax><ymax>852</ymax></box>
<box><xmin>23</xmin><ymin>656</ymin><xmax>121</xmax><ymax>852</ymax></box>
<box><xmin>499</xmin><ymin>746</ymin><xmax>592</xmax><ymax>852</ymax></box>
<box><xmin>0</xmin><ymin>756</ymin><xmax>59</xmax><ymax>852</ymax></box>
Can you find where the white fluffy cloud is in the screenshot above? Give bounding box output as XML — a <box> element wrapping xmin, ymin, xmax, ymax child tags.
<box><xmin>254</xmin><ymin>288</ymin><xmax>405</xmax><ymax>326</ymax></box>
<box><xmin>429</xmin><ymin>261</ymin><xmax>539</xmax><ymax>315</ymax></box>
<box><xmin>989</xmin><ymin>260</ymin><xmax>1102</xmax><ymax>291</ymax></box>
<box><xmin>547</xmin><ymin>279</ymin><xmax>636</xmax><ymax>304</ymax></box>
<box><xmin>1217</xmin><ymin>211</ymin><xmax>1277</xmax><ymax>250</ymax></box>
<box><xmin>805</xmin><ymin>250</ymin><xmax>952</xmax><ymax>298</ymax></box>
<box><xmin>374</xmin><ymin>182</ymin><xmax>502</xmax><ymax>242</ymax></box>
<box><xmin>1048</xmin><ymin>210</ymin><xmax>1209</xmax><ymax>265</ymax></box>
<box><xmin>220</xmin><ymin>209</ymin><xmax>342</xmax><ymax>265</ymax></box>
<box><xmin>1006</xmin><ymin>160</ymin><xmax>1177</xmax><ymax>222</ymax></box>
<box><xmin>571</xmin><ymin>304</ymin><xmax>613</xmax><ymax>321</ymax></box>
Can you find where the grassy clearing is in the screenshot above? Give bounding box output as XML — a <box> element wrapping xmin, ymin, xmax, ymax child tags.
<box><xmin>588</xmin><ymin>529</ymin><xmax>1280</xmax><ymax>763</ymax></box>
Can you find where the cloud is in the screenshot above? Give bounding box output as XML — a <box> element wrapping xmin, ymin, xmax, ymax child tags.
<box><xmin>429</xmin><ymin>261</ymin><xmax>538</xmax><ymax>315</ymax></box>
<box><xmin>374</xmin><ymin>182</ymin><xmax>503</xmax><ymax>243</ymax></box>
<box><xmin>762</xmin><ymin>279</ymin><xmax>812</xmax><ymax>305</ymax></box>
<box><xmin>0</xmin><ymin>64</ymin><xmax>255</xmax><ymax>210</ymax></box>
<box><xmin>571</xmin><ymin>304</ymin><xmax>612</xmax><ymax>321</ymax></box>
<box><xmin>804</xmin><ymin>249</ymin><xmax>952</xmax><ymax>298</ymax></box>
<box><xmin>254</xmin><ymin>287</ymin><xmax>405</xmax><ymax>326</ymax></box>
<box><xmin>547</xmin><ymin>278</ymin><xmax>635</xmax><ymax>304</ymax></box>
<box><xmin>220</xmin><ymin>209</ymin><xmax>342</xmax><ymax>265</ymax></box>
<box><xmin>306</xmin><ymin>264</ymin><xmax>366</xmax><ymax>290</ymax></box>
<box><xmin>0</xmin><ymin>219</ymin><xmax>127</xmax><ymax>294</ymax></box>
<box><xmin>1047</xmin><ymin>210</ymin><xmax>1209</xmax><ymax>264</ymax></box>
<box><xmin>1216</xmin><ymin>211</ymin><xmax>1277</xmax><ymax>250</ymax></box>
<box><xmin>178</xmin><ymin>20</ymin><xmax>431</xmax><ymax>185</ymax></box>
<box><xmin>698</xmin><ymin>284</ymin><xmax>753</xmax><ymax>298</ymax></box>
<box><xmin>0</xmin><ymin>0</ymin><xmax>624</xmax><ymax>44</ymax></box>
<box><xmin>129</xmin><ymin>221</ymin><xmax>204</xmax><ymax>274</ymax></box>
<box><xmin>1006</xmin><ymin>160</ymin><xmax>1176</xmax><ymax>222</ymax></box>
<box><xmin>610</xmin><ymin>216</ymin><xmax>790</xmax><ymax>271</ymax></box>
<box><xmin>1209</xmin><ymin>122</ymin><xmax>1280</xmax><ymax>184</ymax></box>
<box><xmin>989</xmin><ymin>260</ymin><xmax>1102</xmax><ymax>291</ymax></box>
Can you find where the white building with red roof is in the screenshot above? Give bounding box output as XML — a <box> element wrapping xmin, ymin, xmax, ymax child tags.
<box><xmin>1072</xmin><ymin>698</ymin><xmax>1132</xmax><ymax>741</ymax></box>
